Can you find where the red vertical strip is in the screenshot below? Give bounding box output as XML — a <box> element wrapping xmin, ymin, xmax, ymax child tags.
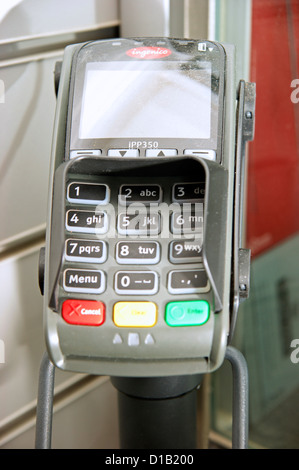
<box><xmin>246</xmin><ymin>0</ymin><xmax>299</xmax><ymax>257</ymax></box>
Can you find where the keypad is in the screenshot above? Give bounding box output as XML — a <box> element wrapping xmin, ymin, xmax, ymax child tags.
<box><xmin>62</xmin><ymin>177</ymin><xmax>209</xmax><ymax>329</ymax></box>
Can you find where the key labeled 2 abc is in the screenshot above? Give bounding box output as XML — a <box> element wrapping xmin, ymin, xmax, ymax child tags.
<box><xmin>119</xmin><ymin>184</ymin><xmax>162</xmax><ymax>205</ymax></box>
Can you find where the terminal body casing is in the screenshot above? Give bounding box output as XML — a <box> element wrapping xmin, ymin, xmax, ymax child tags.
<box><xmin>43</xmin><ymin>38</ymin><xmax>249</xmax><ymax>377</ymax></box>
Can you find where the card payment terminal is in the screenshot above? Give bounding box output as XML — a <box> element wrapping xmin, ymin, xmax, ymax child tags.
<box><xmin>41</xmin><ymin>37</ymin><xmax>255</xmax><ymax>378</ymax></box>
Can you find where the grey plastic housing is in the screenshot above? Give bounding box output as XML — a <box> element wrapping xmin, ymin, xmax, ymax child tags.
<box><xmin>43</xmin><ymin>38</ymin><xmax>252</xmax><ymax>377</ymax></box>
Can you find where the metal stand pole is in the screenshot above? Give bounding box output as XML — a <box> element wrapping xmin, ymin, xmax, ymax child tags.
<box><xmin>225</xmin><ymin>346</ymin><xmax>249</xmax><ymax>449</ymax></box>
<box><xmin>34</xmin><ymin>347</ymin><xmax>249</xmax><ymax>449</ymax></box>
<box><xmin>35</xmin><ymin>352</ymin><xmax>55</xmax><ymax>449</ymax></box>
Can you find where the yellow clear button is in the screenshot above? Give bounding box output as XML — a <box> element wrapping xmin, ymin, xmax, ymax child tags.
<box><xmin>113</xmin><ymin>302</ymin><xmax>157</xmax><ymax>327</ymax></box>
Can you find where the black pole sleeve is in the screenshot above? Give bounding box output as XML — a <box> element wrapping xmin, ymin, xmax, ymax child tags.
<box><xmin>111</xmin><ymin>375</ymin><xmax>202</xmax><ymax>449</ymax></box>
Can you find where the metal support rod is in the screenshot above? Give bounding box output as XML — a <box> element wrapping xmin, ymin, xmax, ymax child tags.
<box><xmin>225</xmin><ymin>346</ymin><xmax>249</xmax><ymax>449</ymax></box>
<box><xmin>35</xmin><ymin>352</ymin><xmax>55</xmax><ymax>449</ymax></box>
<box><xmin>34</xmin><ymin>347</ymin><xmax>249</xmax><ymax>449</ymax></box>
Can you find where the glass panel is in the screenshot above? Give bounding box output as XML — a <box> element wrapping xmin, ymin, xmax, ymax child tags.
<box><xmin>211</xmin><ymin>0</ymin><xmax>299</xmax><ymax>449</ymax></box>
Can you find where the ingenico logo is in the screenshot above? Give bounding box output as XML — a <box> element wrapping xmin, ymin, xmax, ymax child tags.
<box><xmin>126</xmin><ymin>46</ymin><xmax>172</xmax><ymax>59</ymax></box>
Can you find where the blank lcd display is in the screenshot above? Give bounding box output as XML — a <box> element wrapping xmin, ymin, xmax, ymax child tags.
<box><xmin>79</xmin><ymin>61</ymin><xmax>212</xmax><ymax>140</ymax></box>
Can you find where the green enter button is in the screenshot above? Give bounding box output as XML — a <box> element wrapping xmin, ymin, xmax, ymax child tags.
<box><xmin>165</xmin><ymin>300</ymin><xmax>209</xmax><ymax>327</ymax></box>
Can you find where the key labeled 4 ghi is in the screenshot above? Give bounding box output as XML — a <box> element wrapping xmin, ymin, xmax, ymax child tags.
<box><xmin>66</xmin><ymin>210</ymin><xmax>108</xmax><ymax>234</ymax></box>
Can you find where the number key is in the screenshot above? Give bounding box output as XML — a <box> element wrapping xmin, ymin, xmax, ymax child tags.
<box><xmin>66</xmin><ymin>210</ymin><xmax>108</xmax><ymax>234</ymax></box>
<box><xmin>116</xmin><ymin>241</ymin><xmax>160</xmax><ymax>264</ymax></box>
<box><xmin>67</xmin><ymin>182</ymin><xmax>109</xmax><ymax>204</ymax></box>
<box><xmin>65</xmin><ymin>239</ymin><xmax>107</xmax><ymax>263</ymax></box>
<box><xmin>117</xmin><ymin>211</ymin><xmax>160</xmax><ymax>235</ymax></box>
<box><xmin>169</xmin><ymin>240</ymin><xmax>202</xmax><ymax>263</ymax></box>
<box><xmin>172</xmin><ymin>182</ymin><xmax>205</xmax><ymax>202</ymax></box>
<box><xmin>119</xmin><ymin>184</ymin><xmax>162</xmax><ymax>205</ymax></box>
<box><xmin>115</xmin><ymin>271</ymin><xmax>158</xmax><ymax>295</ymax></box>
<box><xmin>171</xmin><ymin>205</ymin><xmax>204</xmax><ymax>235</ymax></box>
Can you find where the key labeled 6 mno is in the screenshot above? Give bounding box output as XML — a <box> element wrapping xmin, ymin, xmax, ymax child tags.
<box><xmin>171</xmin><ymin>205</ymin><xmax>204</xmax><ymax>235</ymax></box>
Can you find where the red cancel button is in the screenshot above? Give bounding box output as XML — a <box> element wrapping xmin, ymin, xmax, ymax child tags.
<box><xmin>62</xmin><ymin>299</ymin><xmax>105</xmax><ymax>326</ymax></box>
